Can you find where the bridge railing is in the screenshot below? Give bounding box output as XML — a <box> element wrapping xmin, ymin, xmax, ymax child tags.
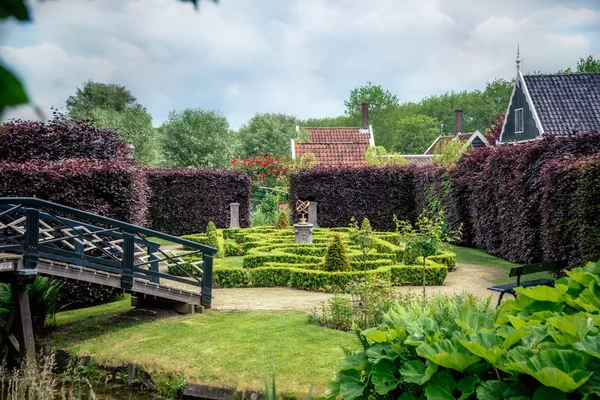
<box><xmin>0</xmin><ymin>198</ymin><xmax>217</xmax><ymax>307</ymax></box>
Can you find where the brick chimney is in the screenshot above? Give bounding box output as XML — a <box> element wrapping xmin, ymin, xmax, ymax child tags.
<box><xmin>454</xmin><ymin>108</ymin><xmax>464</xmax><ymax>135</ymax></box>
<box><xmin>361</xmin><ymin>102</ymin><xmax>369</xmax><ymax>130</ymax></box>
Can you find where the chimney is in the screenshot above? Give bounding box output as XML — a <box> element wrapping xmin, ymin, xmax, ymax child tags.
<box><xmin>454</xmin><ymin>108</ymin><xmax>464</xmax><ymax>135</ymax></box>
<box><xmin>361</xmin><ymin>102</ymin><xmax>369</xmax><ymax>130</ymax></box>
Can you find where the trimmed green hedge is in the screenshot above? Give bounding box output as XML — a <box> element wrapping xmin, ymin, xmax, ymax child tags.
<box><xmin>181</xmin><ymin>233</ymin><xmax>224</xmax><ymax>258</ymax></box>
<box><xmin>390</xmin><ymin>262</ymin><xmax>447</xmax><ymax>285</ymax></box>
<box><xmin>425</xmin><ymin>251</ymin><xmax>456</xmax><ymax>270</ymax></box>
<box><xmin>213</xmin><ymin>267</ymin><xmax>249</xmax><ymax>288</ymax></box>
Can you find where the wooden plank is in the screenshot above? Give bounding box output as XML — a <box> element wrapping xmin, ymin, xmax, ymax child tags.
<box><xmin>509</xmin><ymin>260</ymin><xmax>565</xmax><ymax>277</ymax></box>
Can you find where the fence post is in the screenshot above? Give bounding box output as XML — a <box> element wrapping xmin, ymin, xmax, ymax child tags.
<box><xmin>121</xmin><ymin>232</ymin><xmax>134</xmax><ymax>290</ymax></box>
<box><xmin>24</xmin><ymin>208</ymin><xmax>39</xmax><ymax>270</ymax></box>
<box><xmin>148</xmin><ymin>242</ymin><xmax>160</xmax><ymax>284</ymax></box>
<box><xmin>201</xmin><ymin>252</ymin><xmax>213</xmax><ymax>308</ymax></box>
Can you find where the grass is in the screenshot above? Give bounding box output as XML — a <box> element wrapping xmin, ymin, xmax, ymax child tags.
<box><xmin>45</xmin><ymin>308</ymin><xmax>357</xmax><ymax>397</ymax></box>
<box><xmin>56</xmin><ymin>295</ymin><xmax>133</xmax><ymax>325</ymax></box>
<box><xmin>450</xmin><ymin>245</ymin><xmax>551</xmax><ymax>284</ymax></box>
<box><xmin>147</xmin><ymin>236</ymin><xmax>179</xmax><ymax>246</ymax></box>
<box><xmin>215</xmin><ymin>256</ymin><xmax>244</xmax><ymax>268</ymax></box>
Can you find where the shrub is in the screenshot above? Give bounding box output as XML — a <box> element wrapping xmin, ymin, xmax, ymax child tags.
<box><xmin>0</xmin><ymin>160</ymin><xmax>149</xmax><ymax>225</ymax></box>
<box><xmin>0</xmin><ymin>119</ymin><xmax>128</xmax><ymax>162</ymax></box>
<box><xmin>327</xmin><ymin>261</ymin><xmax>600</xmax><ymax>399</ymax></box>
<box><xmin>205</xmin><ymin>221</ymin><xmax>223</xmax><ymax>258</ymax></box>
<box><xmin>213</xmin><ymin>267</ymin><xmax>250</xmax><ymax>288</ymax></box>
<box><xmin>323</xmin><ymin>235</ymin><xmax>351</xmax><ymax>272</ymax></box>
<box><xmin>289</xmin><ymin>166</ymin><xmax>417</xmax><ymax>230</ymax></box>
<box><xmin>147</xmin><ymin>168</ymin><xmax>251</xmax><ymax>235</ymax></box>
<box><xmin>0</xmin><ymin>277</ymin><xmax>62</xmax><ymax>330</ymax></box>
<box><xmin>275</xmin><ymin>210</ymin><xmax>290</xmax><ymax>229</ymax></box>
<box><xmin>224</xmin><ymin>240</ymin><xmax>241</xmax><ymax>257</ymax></box>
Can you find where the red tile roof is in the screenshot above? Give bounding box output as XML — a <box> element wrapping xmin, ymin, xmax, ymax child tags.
<box><xmin>403</xmin><ymin>155</ymin><xmax>434</xmax><ymax>165</ymax></box>
<box><xmin>294</xmin><ymin>126</ymin><xmax>372</xmax><ymax>167</ymax></box>
<box><xmin>295</xmin><ymin>142</ymin><xmax>370</xmax><ymax>167</ymax></box>
<box><xmin>306</xmin><ymin>127</ymin><xmax>371</xmax><ymax>143</ymax></box>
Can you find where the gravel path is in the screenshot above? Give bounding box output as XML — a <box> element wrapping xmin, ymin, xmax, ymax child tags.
<box><xmin>211</xmin><ymin>263</ymin><xmax>503</xmax><ymax>312</ymax></box>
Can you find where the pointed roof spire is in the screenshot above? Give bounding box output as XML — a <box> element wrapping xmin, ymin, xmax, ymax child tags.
<box><xmin>516</xmin><ymin>43</ymin><xmax>521</xmax><ymax>72</ymax></box>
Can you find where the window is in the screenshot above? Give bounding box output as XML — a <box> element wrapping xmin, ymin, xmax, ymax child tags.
<box><xmin>515</xmin><ymin>108</ymin><xmax>524</xmax><ymax>135</ymax></box>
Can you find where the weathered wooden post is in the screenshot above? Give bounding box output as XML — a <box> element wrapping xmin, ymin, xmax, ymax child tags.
<box><xmin>229</xmin><ymin>203</ymin><xmax>240</xmax><ymax>229</ymax></box>
<box><xmin>201</xmin><ymin>252</ymin><xmax>213</xmax><ymax>308</ymax></box>
<box><xmin>308</xmin><ymin>201</ymin><xmax>319</xmax><ymax>228</ymax></box>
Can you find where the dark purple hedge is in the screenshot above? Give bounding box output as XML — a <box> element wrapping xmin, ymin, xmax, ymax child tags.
<box><xmin>541</xmin><ymin>155</ymin><xmax>600</xmax><ymax>266</ymax></box>
<box><xmin>0</xmin><ymin>160</ymin><xmax>148</xmax><ymax>225</ymax></box>
<box><xmin>289</xmin><ymin>166</ymin><xmax>417</xmax><ymax>231</ymax></box>
<box><xmin>147</xmin><ymin>169</ymin><xmax>251</xmax><ymax>235</ymax></box>
<box><xmin>0</xmin><ymin>119</ymin><xmax>128</xmax><ymax>162</ymax></box>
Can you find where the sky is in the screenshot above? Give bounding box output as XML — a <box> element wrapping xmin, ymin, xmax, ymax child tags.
<box><xmin>1</xmin><ymin>0</ymin><xmax>599</xmax><ymax>130</ymax></box>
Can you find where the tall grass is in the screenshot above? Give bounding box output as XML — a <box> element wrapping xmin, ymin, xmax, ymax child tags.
<box><xmin>0</xmin><ymin>355</ymin><xmax>95</xmax><ymax>400</ymax></box>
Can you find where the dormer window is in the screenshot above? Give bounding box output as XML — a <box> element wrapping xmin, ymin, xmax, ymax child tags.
<box><xmin>515</xmin><ymin>108</ymin><xmax>524</xmax><ymax>136</ymax></box>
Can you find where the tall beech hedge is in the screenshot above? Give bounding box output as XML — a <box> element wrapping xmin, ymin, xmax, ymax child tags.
<box><xmin>0</xmin><ymin>160</ymin><xmax>148</xmax><ymax>225</ymax></box>
<box><xmin>0</xmin><ymin>119</ymin><xmax>128</xmax><ymax>162</ymax></box>
<box><xmin>291</xmin><ymin>132</ymin><xmax>600</xmax><ymax>265</ymax></box>
<box><xmin>147</xmin><ymin>169</ymin><xmax>251</xmax><ymax>235</ymax></box>
<box><xmin>289</xmin><ymin>166</ymin><xmax>416</xmax><ymax>231</ymax></box>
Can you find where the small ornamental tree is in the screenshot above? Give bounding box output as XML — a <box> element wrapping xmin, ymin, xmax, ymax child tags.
<box><xmin>205</xmin><ymin>221</ymin><xmax>223</xmax><ymax>258</ymax></box>
<box><xmin>275</xmin><ymin>210</ymin><xmax>290</xmax><ymax>230</ymax></box>
<box><xmin>396</xmin><ymin>210</ymin><xmax>460</xmax><ymax>299</ymax></box>
<box><xmin>323</xmin><ymin>234</ymin><xmax>351</xmax><ymax>272</ymax></box>
<box><xmin>349</xmin><ymin>217</ymin><xmax>376</xmax><ymax>326</ymax></box>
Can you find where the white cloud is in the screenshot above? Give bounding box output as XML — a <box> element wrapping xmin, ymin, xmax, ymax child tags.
<box><xmin>1</xmin><ymin>0</ymin><xmax>599</xmax><ymax>128</ymax></box>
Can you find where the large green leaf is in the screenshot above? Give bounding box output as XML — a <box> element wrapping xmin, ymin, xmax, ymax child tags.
<box><xmin>417</xmin><ymin>339</ymin><xmax>481</xmax><ymax>372</ymax></box>
<box><xmin>364</xmin><ymin>328</ymin><xmax>389</xmax><ymax>343</ymax></box>
<box><xmin>400</xmin><ymin>359</ymin><xmax>438</xmax><ymax>385</ymax></box>
<box><xmin>476</xmin><ymin>380</ymin><xmax>523</xmax><ymax>400</ymax></box>
<box><xmin>324</xmin><ymin>372</ymin><xmax>341</xmax><ymax>398</ymax></box>
<box><xmin>503</xmin><ymin>348</ymin><xmax>592</xmax><ymax>392</ymax></box>
<box><xmin>456</xmin><ymin>309</ymin><xmax>494</xmax><ymax>334</ymax></box>
<box><xmin>398</xmin><ymin>394</ymin><xmax>417</xmax><ymax>400</ymax></box>
<box><xmin>455</xmin><ymin>332</ymin><xmax>505</xmax><ymax>364</ymax></box>
<box><xmin>337</xmin><ymin>353</ymin><xmax>366</xmax><ymax>370</ymax></box>
<box><xmin>365</xmin><ymin>343</ymin><xmax>396</xmax><ymax>363</ymax></box>
<box><xmin>515</xmin><ymin>285</ymin><xmax>567</xmax><ymax>303</ymax></box>
<box><xmin>566</xmin><ymin>267</ymin><xmax>600</xmax><ymax>288</ymax></box>
<box><xmin>575</xmin><ymin>335</ymin><xmax>600</xmax><ymax>359</ymax></box>
<box><xmin>456</xmin><ymin>375</ymin><xmax>480</xmax><ymax>400</ymax></box>
<box><xmin>575</xmin><ymin>287</ymin><xmax>600</xmax><ymax>313</ymax></box>
<box><xmin>424</xmin><ymin>371</ymin><xmax>456</xmax><ymax>400</ymax></box>
<box><xmin>497</xmin><ymin>326</ymin><xmax>530</xmax><ymax>349</ymax></box>
<box><xmin>339</xmin><ymin>369</ymin><xmax>366</xmax><ymax>400</ymax></box>
<box><xmin>547</xmin><ymin>313</ymin><xmax>597</xmax><ymax>345</ymax></box>
<box><xmin>371</xmin><ymin>359</ymin><xmax>400</xmax><ymax>395</ymax></box>
<box><xmin>0</xmin><ymin>0</ymin><xmax>29</xmax><ymax>21</ymax></box>
<box><xmin>0</xmin><ymin>65</ymin><xmax>29</xmax><ymax>115</ymax></box>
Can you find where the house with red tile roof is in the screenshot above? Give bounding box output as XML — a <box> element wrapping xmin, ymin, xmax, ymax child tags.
<box><xmin>291</xmin><ymin>103</ymin><xmax>375</xmax><ymax>167</ymax></box>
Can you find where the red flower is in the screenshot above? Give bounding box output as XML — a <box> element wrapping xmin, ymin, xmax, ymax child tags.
<box><xmin>259</xmin><ymin>173</ymin><xmax>266</xmax><ymax>178</ymax></box>
<box><xmin>232</xmin><ymin>159</ymin><xmax>238</xmax><ymax>166</ymax></box>
<box><xmin>294</xmin><ymin>165</ymin><xmax>298</xmax><ymax>169</ymax></box>
<box><xmin>286</xmin><ymin>153</ymin><xmax>290</xmax><ymax>157</ymax></box>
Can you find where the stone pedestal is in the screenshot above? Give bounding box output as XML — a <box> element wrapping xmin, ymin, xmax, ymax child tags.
<box><xmin>294</xmin><ymin>223</ymin><xmax>314</xmax><ymax>244</ymax></box>
<box><xmin>308</xmin><ymin>201</ymin><xmax>319</xmax><ymax>228</ymax></box>
<box><xmin>229</xmin><ymin>203</ymin><xmax>240</xmax><ymax>229</ymax></box>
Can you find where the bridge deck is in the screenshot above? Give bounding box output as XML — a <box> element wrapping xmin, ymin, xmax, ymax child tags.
<box><xmin>0</xmin><ymin>254</ymin><xmax>203</xmax><ymax>307</ymax></box>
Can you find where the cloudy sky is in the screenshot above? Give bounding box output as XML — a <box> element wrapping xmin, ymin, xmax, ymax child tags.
<box><xmin>1</xmin><ymin>0</ymin><xmax>599</xmax><ymax>129</ymax></box>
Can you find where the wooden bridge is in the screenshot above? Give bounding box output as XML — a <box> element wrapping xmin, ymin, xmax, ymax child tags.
<box><xmin>0</xmin><ymin>197</ymin><xmax>217</xmax><ymax>365</ymax></box>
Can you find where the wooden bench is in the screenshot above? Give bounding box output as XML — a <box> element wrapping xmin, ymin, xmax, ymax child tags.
<box><xmin>487</xmin><ymin>260</ymin><xmax>567</xmax><ymax>307</ymax></box>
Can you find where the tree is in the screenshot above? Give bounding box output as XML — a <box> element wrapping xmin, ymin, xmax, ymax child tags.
<box><xmin>161</xmin><ymin>108</ymin><xmax>233</xmax><ymax>169</ymax></box>
<box><xmin>237</xmin><ymin>113</ymin><xmax>298</xmax><ymax>158</ymax></box>
<box><xmin>322</xmin><ymin>234</ymin><xmax>351</xmax><ymax>272</ymax></box>
<box><xmin>559</xmin><ymin>55</ymin><xmax>600</xmax><ymax>74</ymax></box>
<box><xmin>89</xmin><ymin>105</ymin><xmax>162</xmax><ymax>166</ymax></box>
<box><xmin>344</xmin><ymin>82</ymin><xmax>399</xmax><ymax>116</ymax></box>
<box><xmin>66</xmin><ymin>81</ymin><xmax>138</xmax><ymax>120</ymax></box>
<box><xmin>301</xmin><ymin>115</ymin><xmax>358</xmax><ymax>128</ymax></box>
<box><xmin>392</xmin><ymin>114</ymin><xmax>440</xmax><ymax>154</ymax></box>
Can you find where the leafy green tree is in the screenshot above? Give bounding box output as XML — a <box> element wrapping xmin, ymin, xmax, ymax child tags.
<box><xmin>66</xmin><ymin>81</ymin><xmax>138</xmax><ymax>120</ymax></box>
<box><xmin>301</xmin><ymin>115</ymin><xmax>359</xmax><ymax>128</ymax></box>
<box><xmin>89</xmin><ymin>105</ymin><xmax>161</xmax><ymax>166</ymax></box>
<box><xmin>238</xmin><ymin>113</ymin><xmax>298</xmax><ymax>158</ymax></box>
<box><xmin>161</xmin><ymin>108</ymin><xmax>233</xmax><ymax>168</ymax></box>
<box><xmin>393</xmin><ymin>114</ymin><xmax>440</xmax><ymax>154</ymax></box>
<box><xmin>559</xmin><ymin>55</ymin><xmax>600</xmax><ymax>73</ymax></box>
<box><xmin>345</xmin><ymin>82</ymin><xmax>399</xmax><ymax>116</ymax></box>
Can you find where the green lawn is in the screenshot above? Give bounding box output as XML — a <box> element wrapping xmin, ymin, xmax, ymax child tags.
<box><xmin>46</xmin><ymin>307</ymin><xmax>356</xmax><ymax>396</ymax></box>
<box><xmin>450</xmin><ymin>245</ymin><xmax>553</xmax><ymax>284</ymax></box>
<box><xmin>56</xmin><ymin>295</ymin><xmax>133</xmax><ymax>325</ymax></box>
<box><xmin>215</xmin><ymin>256</ymin><xmax>244</xmax><ymax>268</ymax></box>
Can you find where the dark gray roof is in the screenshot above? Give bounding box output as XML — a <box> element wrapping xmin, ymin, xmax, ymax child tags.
<box><xmin>523</xmin><ymin>73</ymin><xmax>600</xmax><ymax>135</ymax></box>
